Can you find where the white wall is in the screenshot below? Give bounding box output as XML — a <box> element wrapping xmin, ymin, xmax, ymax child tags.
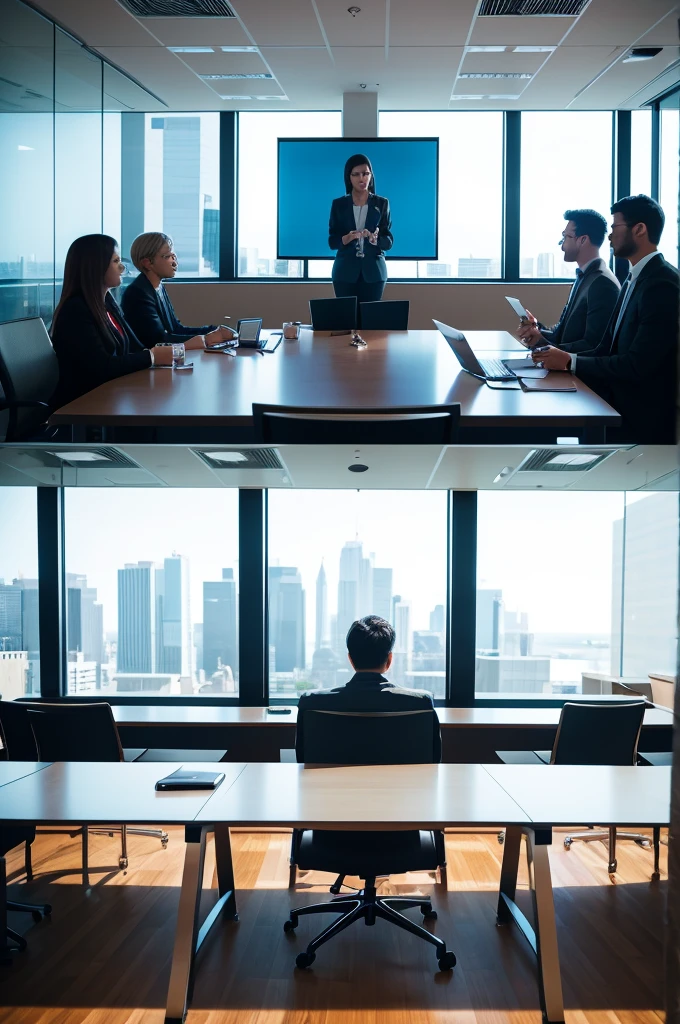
<box><xmin>167</xmin><ymin>281</ymin><xmax>572</xmax><ymax>332</ymax></box>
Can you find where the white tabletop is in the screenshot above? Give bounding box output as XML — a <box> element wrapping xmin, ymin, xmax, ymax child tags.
<box><xmin>0</xmin><ymin>761</ymin><xmax>51</xmax><ymax>788</ymax></box>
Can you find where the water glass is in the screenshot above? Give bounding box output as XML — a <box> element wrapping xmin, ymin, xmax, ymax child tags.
<box><xmin>172</xmin><ymin>342</ymin><xmax>185</xmax><ymax>367</ymax></box>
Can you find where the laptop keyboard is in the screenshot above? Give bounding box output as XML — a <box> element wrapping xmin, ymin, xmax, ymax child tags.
<box><xmin>479</xmin><ymin>357</ymin><xmax>514</xmax><ymax>379</ymax></box>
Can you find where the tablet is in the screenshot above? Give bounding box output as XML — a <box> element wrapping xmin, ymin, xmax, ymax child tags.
<box><xmin>155</xmin><ymin>768</ymin><xmax>225</xmax><ymax>791</ymax></box>
<box><xmin>237</xmin><ymin>318</ymin><xmax>263</xmax><ymax>344</ymax></box>
<box><xmin>505</xmin><ymin>296</ymin><xmax>530</xmax><ymax>320</ymax></box>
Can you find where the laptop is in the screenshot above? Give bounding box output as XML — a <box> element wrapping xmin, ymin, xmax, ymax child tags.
<box><xmin>432</xmin><ymin>319</ymin><xmax>544</xmax><ymax>382</ymax></box>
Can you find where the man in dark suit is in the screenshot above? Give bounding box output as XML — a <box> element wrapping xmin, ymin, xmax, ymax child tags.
<box><xmin>121</xmin><ymin>232</ymin><xmax>232</xmax><ymax>350</ymax></box>
<box><xmin>296</xmin><ymin>615</ymin><xmax>440</xmax><ymax>761</ymax></box>
<box><xmin>533</xmin><ymin>195</ymin><xmax>679</xmax><ymax>444</ymax></box>
<box><xmin>518</xmin><ymin>208</ymin><xmax>620</xmax><ymax>353</ymax></box>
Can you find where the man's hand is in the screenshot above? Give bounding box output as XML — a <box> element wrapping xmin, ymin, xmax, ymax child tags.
<box><xmin>517</xmin><ymin>308</ymin><xmax>542</xmax><ymax>348</ymax></box>
<box><xmin>186</xmin><ymin>333</ymin><xmax>208</xmax><ymax>349</ymax></box>
<box><xmin>531</xmin><ymin>345</ymin><xmax>571</xmax><ymax>371</ymax></box>
<box><xmin>203</xmin><ymin>326</ymin><xmax>235</xmax><ymax>348</ymax></box>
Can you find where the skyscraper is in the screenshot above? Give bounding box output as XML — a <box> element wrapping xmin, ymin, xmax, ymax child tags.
<box><xmin>372</xmin><ymin>567</ymin><xmax>393</xmax><ymax>623</ymax></box>
<box><xmin>13</xmin><ymin>578</ymin><xmax>39</xmax><ymax>691</ymax></box>
<box><xmin>0</xmin><ymin>582</ymin><xmax>22</xmax><ymax>651</ymax></box>
<box><xmin>152</xmin><ymin>116</ymin><xmax>201</xmax><ymax>273</ymax></box>
<box><xmin>336</xmin><ymin>539</ymin><xmax>373</xmax><ymax>647</ymax></box>
<box><xmin>392</xmin><ymin>597</ymin><xmax>412</xmax><ymax>684</ymax></box>
<box><xmin>476</xmin><ymin>589</ymin><xmax>503</xmax><ymax>652</ymax></box>
<box><xmin>429</xmin><ymin>604</ymin><xmax>445</xmax><ymax>634</ymax></box>
<box><xmin>269</xmin><ymin>566</ymin><xmax>306</xmax><ymax>672</ymax></box>
<box><xmin>315</xmin><ymin>561</ymin><xmax>329</xmax><ymax>652</ymax></box>
<box><xmin>158</xmin><ymin>554</ymin><xmax>192</xmax><ymax>676</ymax></box>
<box><xmin>203</xmin><ymin>568</ymin><xmax>237</xmax><ymax>679</ymax></box>
<box><xmin>117</xmin><ymin>562</ymin><xmax>157</xmax><ymax>674</ymax></box>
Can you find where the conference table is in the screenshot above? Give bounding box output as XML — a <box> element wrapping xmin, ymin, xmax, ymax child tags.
<box><xmin>111</xmin><ymin>704</ymin><xmax>674</xmax><ymax>762</ymax></box>
<box><xmin>0</xmin><ymin>760</ymin><xmax>670</xmax><ymax>1024</ymax></box>
<box><xmin>49</xmin><ymin>329</ymin><xmax>620</xmax><ymax>443</ymax></box>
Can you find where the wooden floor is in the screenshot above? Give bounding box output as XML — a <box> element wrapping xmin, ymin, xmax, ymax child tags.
<box><xmin>1</xmin><ymin>824</ymin><xmax>668</xmax><ymax>1024</ymax></box>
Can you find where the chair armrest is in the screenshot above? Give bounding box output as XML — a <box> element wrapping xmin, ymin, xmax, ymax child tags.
<box><xmin>0</xmin><ymin>398</ymin><xmax>51</xmax><ymax>412</ymax></box>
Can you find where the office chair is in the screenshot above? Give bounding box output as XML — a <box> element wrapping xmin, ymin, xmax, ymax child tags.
<box><xmin>284</xmin><ymin>708</ymin><xmax>455</xmax><ymax>972</ymax></box>
<box><xmin>309</xmin><ymin>297</ymin><xmax>357</xmax><ymax>331</ymax></box>
<box><xmin>252</xmin><ymin>402</ymin><xmax>460</xmax><ymax>444</ymax></box>
<box><xmin>0</xmin><ymin>318</ymin><xmax>59</xmax><ymax>441</ymax></box>
<box><xmin>1</xmin><ymin>827</ymin><xmax>52</xmax><ymax>962</ymax></box>
<box><xmin>359</xmin><ymin>300</ymin><xmax>409</xmax><ymax>330</ymax></box>
<box><xmin>0</xmin><ymin>701</ymin><xmax>168</xmax><ymax>884</ymax></box>
<box><xmin>496</xmin><ymin>701</ymin><xmax>660</xmax><ymax>877</ymax></box>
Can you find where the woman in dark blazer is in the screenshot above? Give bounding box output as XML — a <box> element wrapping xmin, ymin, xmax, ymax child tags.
<box><xmin>328</xmin><ymin>154</ymin><xmax>393</xmax><ymax>311</ymax></box>
<box><xmin>121</xmin><ymin>232</ymin><xmax>233</xmax><ymax>349</ymax></box>
<box><xmin>49</xmin><ymin>234</ymin><xmax>173</xmax><ymax>409</ymax></box>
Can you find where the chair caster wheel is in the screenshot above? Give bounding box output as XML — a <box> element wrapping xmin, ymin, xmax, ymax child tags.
<box><xmin>497</xmin><ymin>832</ymin><xmax>505</xmax><ymax>845</ymax></box>
<box><xmin>296</xmin><ymin>951</ymin><xmax>316</xmax><ymax>969</ymax></box>
<box><xmin>563</xmin><ymin>838</ymin><xmax>572</xmax><ymax>849</ymax></box>
<box><xmin>31</xmin><ymin>911</ymin><xmax>43</xmax><ymax>922</ymax></box>
<box><xmin>283</xmin><ymin>918</ymin><xmax>297</xmax><ymax>933</ymax></box>
<box><xmin>421</xmin><ymin>905</ymin><xmax>437</xmax><ymax>919</ymax></box>
<box><xmin>161</xmin><ymin>839</ymin><xmax>169</xmax><ymax>849</ymax></box>
<box><xmin>651</xmin><ymin>871</ymin><xmax>661</xmax><ymax>881</ymax></box>
<box><xmin>119</xmin><ymin>857</ymin><xmax>128</xmax><ymax>869</ymax></box>
<box><xmin>43</xmin><ymin>905</ymin><xmax>52</xmax><ymax>916</ymax></box>
<box><xmin>438</xmin><ymin>951</ymin><xmax>456</xmax><ymax>971</ymax></box>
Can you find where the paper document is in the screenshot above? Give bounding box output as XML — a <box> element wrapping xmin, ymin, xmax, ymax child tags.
<box><xmin>505</xmin><ymin>296</ymin><xmax>530</xmax><ymax>319</ymax></box>
<box><xmin>519</xmin><ymin>376</ymin><xmax>577</xmax><ymax>393</ymax></box>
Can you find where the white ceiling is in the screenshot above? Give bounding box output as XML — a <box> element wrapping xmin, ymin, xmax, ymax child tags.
<box><xmin>0</xmin><ymin>444</ymin><xmax>677</xmax><ymax>490</ymax></box>
<box><xmin>21</xmin><ymin>0</ymin><xmax>680</xmax><ymax>111</ymax></box>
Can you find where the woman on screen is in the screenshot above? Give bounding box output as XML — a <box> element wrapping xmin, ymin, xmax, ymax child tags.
<box><xmin>49</xmin><ymin>234</ymin><xmax>173</xmax><ymax>409</ymax></box>
<box><xmin>328</xmin><ymin>154</ymin><xmax>393</xmax><ymax>315</ymax></box>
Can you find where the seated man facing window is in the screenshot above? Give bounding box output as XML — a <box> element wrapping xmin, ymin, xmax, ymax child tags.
<box><xmin>295</xmin><ymin>615</ymin><xmax>440</xmax><ymax>761</ymax></box>
<box><xmin>121</xmin><ymin>232</ymin><xmax>233</xmax><ymax>350</ymax></box>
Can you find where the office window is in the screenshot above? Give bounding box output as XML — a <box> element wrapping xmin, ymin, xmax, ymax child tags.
<box><xmin>630</xmin><ymin>109</ymin><xmax>652</xmax><ymax>197</ymax></box>
<box><xmin>379</xmin><ymin>112</ymin><xmax>503</xmax><ymax>279</ymax></box>
<box><xmin>64</xmin><ymin>490</ymin><xmax>239</xmax><ymax>697</ymax></box>
<box><xmin>660</xmin><ymin>107</ymin><xmax>679</xmax><ymax>268</ymax></box>
<box><xmin>520</xmin><ymin>112</ymin><xmax>613</xmax><ymax>279</ymax></box>
<box><xmin>238</xmin><ymin>112</ymin><xmax>341</xmax><ymax>278</ymax></box>
<box><xmin>0</xmin><ymin>488</ymin><xmax>40</xmax><ymax>699</ymax></box>
<box><xmin>267</xmin><ymin>490</ymin><xmax>448</xmax><ymax>699</ymax></box>
<box><xmin>617</xmin><ymin>493</ymin><xmax>678</xmax><ymax>679</ymax></box>
<box><xmin>0</xmin><ymin>0</ymin><xmax>55</xmax><ymax>324</ymax></box>
<box><xmin>476</xmin><ymin>491</ymin><xmax>624</xmax><ymax>696</ymax></box>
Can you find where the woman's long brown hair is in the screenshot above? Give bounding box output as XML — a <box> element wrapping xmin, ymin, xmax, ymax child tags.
<box><xmin>51</xmin><ymin>234</ymin><xmax>118</xmax><ymax>352</ymax></box>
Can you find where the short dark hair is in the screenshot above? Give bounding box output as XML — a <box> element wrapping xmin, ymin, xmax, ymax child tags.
<box><xmin>346</xmin><ymin>615</ymin><xmax>395</xmax><ymax>669</ymax></box>
<box><xmin>611</xmin><ymin>194</ymin><xmax>665</xmax><ymax>245</ymax></box>
<box><xmin>563</xmin><ymin>208</ymin><xmax>607</xmax><ymax>247</ymax></box>
<box><xmin>343</xmin><ymin>153</ymin><xmax>375</xmax><ymax>194</ymax></box>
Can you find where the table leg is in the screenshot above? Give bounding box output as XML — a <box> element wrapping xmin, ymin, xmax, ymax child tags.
<box><xmin>526</xmin><ymin>828</ymin><xmax>564</xmax><ymax>1024</ymax></box>
<box><xmin>0</xmin><ymin>855</ymin><xmax>10</xmax><ymax>965</ymax></box>
<box><xmin>213</xmin><ymin>824</ymin><xmax>238</xmax><ymax>919</ymax></box>
<box><xmin>497</xmin><ymin>825</ymin><xmax>522</xmax><ymax>923</ymax></box>
<box><xmin>165</xmin><ymin>825</ymin><xmax>210</xmax><ymax>1024</ymax></box>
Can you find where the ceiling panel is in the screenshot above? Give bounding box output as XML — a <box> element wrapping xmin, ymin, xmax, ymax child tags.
<box><xmin>137</xmin><ymin>16</ymin><xmax>251</xmax><ymax>46</ymax></box>
<box><xmin>520</xmin><ymin>44</ymin><xmax>626</xmax><ymax>107</ymax></box>
<box><xmin>232</xmin><ymin>0</ymin><xmax>326</xmax><ymax>46</ymax></box>
<box><xmin>469</xmin><ymin>16</ymin><xmax>572</xmax><ymax>47</ymax></box>
<box><xmin>276</xmin><ymin>445</ymin><xmax>446</xmax><ymax>488</ymax></box>
<box><xmin>388</xmin><ymin>0</ymin><xmax>477</xmax><ymax>47</ymax></box>
<box><xmin>571</xmin><ymin>48</ymin><xmax>679</xmax><ymax>108</ymax></box>
<box><xmin>460</xmin><ymin>51</ymin><xmax>548</xmax><ymax>75</ymax></box>
<box><xmin>97</xmin><ymin>45</ymin><xmax>218</xmax><ymax>104</ymax></box>
<box><xmin>566</xmin><ymin>0</ymin><xmax>679</xmax><ymax>46</ymax></box>
<box><xmin>179</xmin><ymin>50</ymin><xmax>271</xmax><ymax>74</ymax></box>
<box><xmin>636</xmin><ymin>10</ymin><xmax>680</xmax><ymax>46</ymax></box>
<box><xmin>34</xmin><ymin>0</ymin><xmax>159</xmax><ymax>46</ymax></box>
<box><xmin>315</xmin><ymin>0</ymin><xmax>387</xmax><ymax>47</ymax></box>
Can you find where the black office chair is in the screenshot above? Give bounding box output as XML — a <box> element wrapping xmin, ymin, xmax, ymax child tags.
<box><xmin>1</xmin><ymin>827</ymin><xmax>51</xmax><ymax>961</ymax></box>
<box><xmin>0</xmin><ymin>318</ymin><xmax>59</xmax><ymax>441</ymax></box>
<box><xmin>359</xmin><ymin>300</ymin><xmax>409</xmax><ymax>330</ymax></box>
<box><xmin>284</xmin><ymin>708</ymin><xmax>455</xmax><ymax>972</ymax></box>
<box><xmin>0</xmin><ymin>701</ymin><xmax>168</xmax><ymax>883</ymax></box>
<box><xmin>252</xmin><ymin>403</ymin><xmax>460</xmax><ymax>444</ymax></box>
<box><xmin>309</xmin><ymin>297</ymin><xmax>357</xmax><ymax>331</ymax></box>
<box><xmin>496</xmin><ymin>701</ymin><xmax>660</xmax><ymax>877</ymax></box>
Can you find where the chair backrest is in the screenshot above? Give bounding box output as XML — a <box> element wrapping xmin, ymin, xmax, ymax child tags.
<box><xmin>359</xmin><ymin>300</ymin><xmax>409</xmax><ymax>330</ymax></box>
<box><xmin>551</xmin><ymin>701</ymin><xmax>646</xmax><ymax>765</ymax></box>
<box><xmin>24</xmin><ymin>702</ymin><xmax>124</xmax><ymax>763</ymax></box>
<box><xmin>0</xmin><ymin>318</ymin><xmax>59</xmax><ymax>438</ymax></box>
<box><xmin>298</xmin><ymin>708</ymin><xmax>440</xmax><ymax>765</ymax></box>
<box><xmin>252</xmin><ymin>403</ymin><xmax>460</xmax><ymax>443</ymax></box>
<box><xmin>309</xmin><ymin>297</ymin><xmax>357</xmax><ymax>331</ymax></box>
<box><xmin>0</xmin><ymin>700</ymin><xmax>41</xmax><ymax>759</ymax></box>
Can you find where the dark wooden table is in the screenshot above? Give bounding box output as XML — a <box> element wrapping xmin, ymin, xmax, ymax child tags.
<box><xmin>50</xmin><ymin>330</ymin><xmax>620</xmax><ymax>443</ymax></box>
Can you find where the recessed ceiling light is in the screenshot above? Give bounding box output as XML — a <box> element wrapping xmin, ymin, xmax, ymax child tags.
<box><xmin>450</xmin><ymin>95</ymin><xmax>485</xmax><ymax>100</ymax></box>
<box><xmin>493</xmin><ymin>466</ymin><xmax>513</xmax><ymax>483</ymax></box>
<box><xmin>201</xmin><ymin>72</ymin><xmax>273</xmax><ymax>79</ymax></box>
<box><xmin>459</xmin><ymin>72</ymin><xmax>533</xmax><ymax>79</ymax></box>
<box><xmin>485</xmin><ymin>94</ymin><xmax>521</xmax><ymax>99</ymax></box>
<box><xmin>168</xmin><ymin>46</ymin><xmax>215</xmax><ymax>53</ymax></box>
<box><xmin>220</xmin><ymin>94</ymin><xmax>287</xmax><ymax>100</ymax></box>
<box><xmin>623</xmin><ymin>47</ymin><xmax>663</xmax><ymax>62</ymax></box>
<box><xmin>513</xmin><ymin>45</ymin><xmax>556</xmax><ymax>52</ymax></box>
<box><xmin>52</xmin><ymin>451</ymin><xmax>111</xmax><ymax>462</ymax></box>
<box><xmin>254</xmin><ymin>95</ymin><xmax>288</xmax><ymax>100</ymax></box>
<box><xmin>220</xmin><ymin>45</ymin><xmax>259</xmax><ymax>52</ymax></box>
<box><xmin>547</xmin><ymin>453</ymin><xmax>600</xmax><ymax>466</ymax></box>
<box><xmin>209</xmin><ymin>451</ymin><xmax>249</xmax><ymax>463</ymax></box>
<box><xmin>466</xmin><ymin>45</ymin><xmax>506</xmax><ymax>52</ymax></box>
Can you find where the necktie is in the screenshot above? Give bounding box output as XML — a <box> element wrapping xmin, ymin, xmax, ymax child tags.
<box><xmin>609</xmin><ymin>273</ymin><xmax>632</xmax><ymax>354</ymax></box>
<box><xmin>558</xmin><ymin>267</ymin><xmax>584</xmax><ymax>327</ymax></box>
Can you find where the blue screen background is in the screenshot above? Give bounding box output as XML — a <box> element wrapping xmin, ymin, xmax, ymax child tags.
<box><xmin>277</xmin><ymin>138</ymin><xmax>438</xmax><ymax>260</ymax></box>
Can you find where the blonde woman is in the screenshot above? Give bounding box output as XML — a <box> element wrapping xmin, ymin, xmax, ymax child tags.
<box><xmin>121</xmin><ymin>232</ymin><xmax>233</xmax><ymax>349</ymax></box>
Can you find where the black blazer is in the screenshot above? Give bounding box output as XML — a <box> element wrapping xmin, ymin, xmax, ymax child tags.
<box><xmin>539</xmin><ymin>258</ymin><xmax>620</xmax><ymax>353</ymax></box>
<box><xmin>328</xmin><ymin>194</ymin><xmax>393</xmax><ymax>284</ymax></box>
<box><xmin>50</xmin><ymin>292</ymin><xmax>151</xmax><ymax>409</ymax></box>
<box><xmin>574</xmin><ymin>254</ymin><xmax>679</xmax><ymax>443</ymax></box>
<box><xmin>121</xmin><ymin>272</ymin><xmax>217</xmax><ymax>348</ymax></box>
<box><xmin>296</xmin><ymin>671</ymin><xmax>440</xmax><ymax>761</ymax></box>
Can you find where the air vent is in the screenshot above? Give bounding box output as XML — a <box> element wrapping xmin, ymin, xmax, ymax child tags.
<box><xmin>46</xmin><ymin>447</ymin><xmax>141</xmax><ymax>468</ymax></box>
<box><xmin>516</xmin><ymin>449</ymin><xmax>615</xmax><ymax>473</ymax></box>
<box><xmin>479</xmin><ymin>0</ymin><xmax>589</xmax><ymax>14</ymax></box>
<box><xmin>118</xmin><ymin>0</ymin><xmax>236</xmax><ymax>17</ymax></box>
<box><xmin>194</xmin><ymin>448</ymin><xmax>284</xmax><ymax>470</ymax></box>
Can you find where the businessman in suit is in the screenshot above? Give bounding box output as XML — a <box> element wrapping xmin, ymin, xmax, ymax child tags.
<box><xmin>518</xmin><ymin>208</ymin><xmax>620</xmax><ymax>353</ymax></box>
<box><xmin>296</xmin><ymin>615</ymin><xmax>440</xmax><ymax>761</ymax></box>
<box><xmin>121</xmin><ymin>232</ymin><xmax>233</xmax><ymax>349</ymax></box>
<box><xmin>534</xmin><ymin>195</ymin><xmax>679</xmax><ymax>444</ymax></box>
<box><xmin>328</xmin><ymin>155</ymin><xmax>393</xmax><ymax>317</ymax></box>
